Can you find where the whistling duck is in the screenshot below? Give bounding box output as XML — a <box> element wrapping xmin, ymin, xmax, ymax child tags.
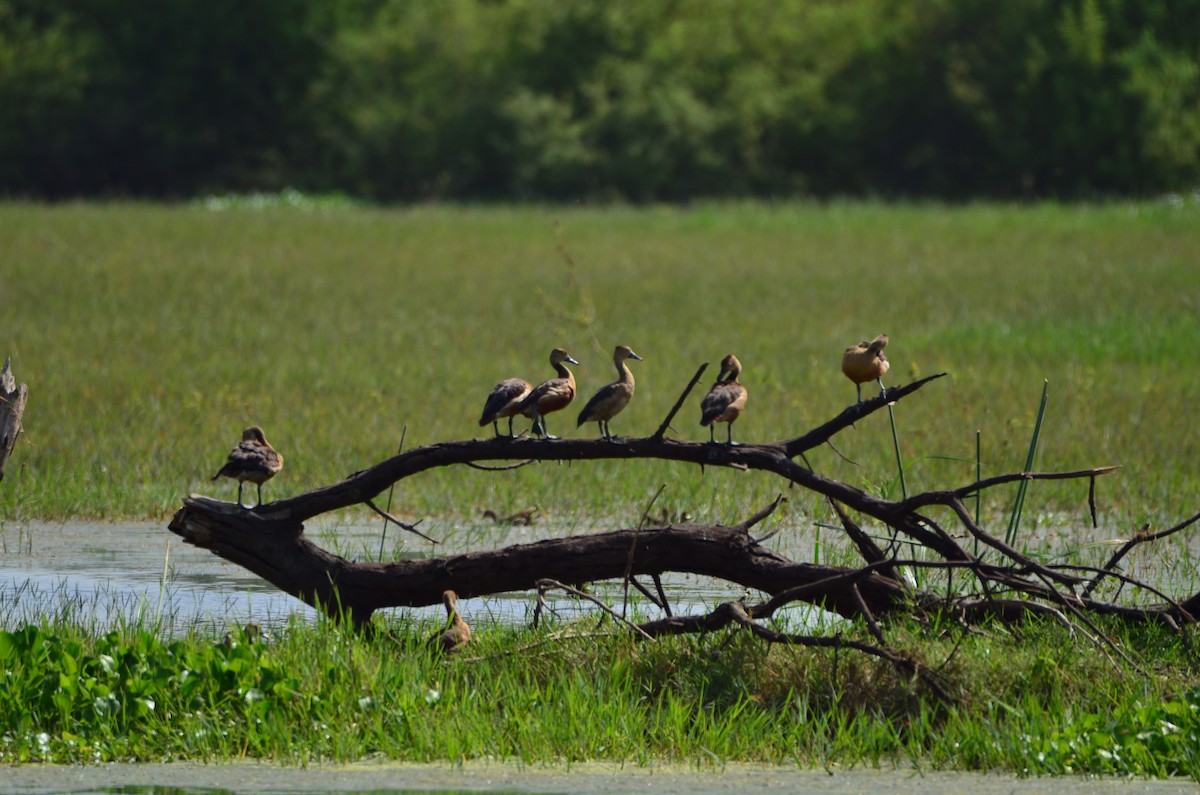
<box><xmin>700</xmin><ymin>354</ymin><xmax>748</xmax><ymax>445</ymax></box>
<box><xmin>212</xmin><ymin>426</ymin><xmax>284</xmax><ymax>507</ymax></box>
<box><xmin>516</xmin><ymin>347</ymin><xmax>579</xmax><ymax>439</ymax></box>
<box><xmin>430</xmin><ymin>589</ymin><xmax>471</xmax><ymax>653</ymax></box>
<box><xmin>479</xmin><ymin>377</ymin><xmax>533</xmax><ymax>438</ymax></box>
<box><xmin>841</xmin><ymin>334</ymin><xmax>890</xmax><ymax>403</ymax></box>
<box><xmin>577</xmin><ymin>344</ymin><xmax>642</xmax><ymax>440</ymax></box>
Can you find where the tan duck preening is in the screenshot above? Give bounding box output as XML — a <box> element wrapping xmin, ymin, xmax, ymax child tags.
<box><xmin>577</xmin><ymin>344</ymin><xmax>642</xmax><ymax>440</ymax></box>
<box><xmin>700</xmin><ymin>354</ymin><xmax>748</xmax><ymax>445</ymax></box>
<box><xmin>430</xmin><ymin>589</ymin><xmax>471</xmax><ymax>654</ymax></box>
<box><xmin>515</xmin><ymin>347</ymin><xmax>579</xmax><ymax>439</ymax></box>
<box><xmin>211</xmin><ymin>426</ymin><xmax>284</xmax><ymax>507</ymax></box>
<box><xmin>841</xmin><ymin>334</ymin><xmax>891</xmax><ymax>403</ymax></box>
<box><xmin>478</xmin><ymin>377</ymin><xmax>533</xmax><ymax>438</ymax></box>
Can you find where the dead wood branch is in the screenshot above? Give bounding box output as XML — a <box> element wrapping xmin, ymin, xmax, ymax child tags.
<box><xmin>364</xmin><ymin>499</ymin><xmax>439</xmax><ymax>544</ymax></box>
<box><xmin>167</xmin><ymin>369</ymin><xmax>1197</xmax><ymax>649</ymax></box>
<box><xmin>537</xmin><ymin>579</ymin><xmax>654</xmax><ymax>639</ymax></box>
<box><xmin>168</xmin><ymin>501</ymin><xmax>909</xmax><ymax>625</ymax></box>
<box><xmin>636</xmin><ymin>600</ymin><xmax>952</xmax><ymax>703</ymax></box>
<box><xmin>1084</xmin><ymin>509</ymin><xmax>1200</xmax><ymax>598</ymax></box>
<box><xmin>652</xmin><ymin>362</ymin><xmax>708</xmax><ymax>440</ymax></box>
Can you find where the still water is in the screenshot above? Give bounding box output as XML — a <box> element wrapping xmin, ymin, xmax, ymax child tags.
<box><xmin>3</xmin><ymin>520</ymin><xmax>1196</xmax><ymax>794</ymax></box>
<box><xmin>0</xmin><ymin>518</ymin><xmax>795</xmax><ymax>633</ymax></box>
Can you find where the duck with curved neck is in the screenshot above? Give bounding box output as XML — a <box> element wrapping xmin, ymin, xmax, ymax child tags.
<box><xmin>577</xmin><ymin>344</ymin><xmax>643</xmax><ymax>441</ymax></box>
<box><xmin>430</xmin><ymin>589</ymin><xmax>471</xmax><ymax>653</ymax></box>
<box><xmin>841</xmin><ymin>334</ymin><xmax>890</xmax><ymax>404</ymax></box>
<box><xmin>699</xmin><ymin>354</ymin><xmax>748</xmax><ymax>445</ymax></box>
<box><xmin>516</xmin><ymin>347</ymin><xmax>579</xmax><ymax>439</ymax></box>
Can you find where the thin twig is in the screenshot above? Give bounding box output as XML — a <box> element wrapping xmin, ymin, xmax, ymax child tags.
<box><xmin>641</xmin><ymin>600</ymin><xmax>953</xmax><ymax>703</ymax></box>
<box><xmin>364</xmin><ymin>499</ymin><xmax>438</xmax><ymax>544</ymax></box>
<box><xmin>827</xmin><ymin>497</ymin><xmax>887</xmax><ymax>566</ymax></box>
<box><xmin>652</xmin><ymin>363</ymin><xmax>708</xmax><ymax>440</ymax></box>
<box><xmin>946</xmin><ymin>497</ymin><xmax>1081</xmax><ymax>588</ymax></box>
<box><xmin>1029</xmin><ymin>569</ymin><xmax>1145</xmax><ymax>675</ymax></box>
<box><xmin>625</xmin><ymin>483</ymin><xmax>667</xmax><ymax>617</ymax></box>
<box><xmin>651</xmin><ymin>573</ymin><xmax>672</xmax><ymax>618</ymax></box>
<box><xmin>378</xmin><ymin>429</ymin><xmax>406</xmax><ymax>562</ymax></box>
<box><xmin>1084</xmin><ymin>509</ymin><xmax>1200</xmax><ymax>598</ymax></box>
<box><xmin>737</xmin><ymin>494</ymin><xmax>786</xmax><ymax>534</ymax></box>
<box><xmin>1057</xmin><ymin>561</ymin><xmax>1196</xmax><ymax>623</ymax></box>
<box><xmin>628</xmin><ymin>576</ymin><xmax>666</xmax><ymax>611</ymax></box>
<box><xmin>537</xmin><ymin>579</ymin><xmax>654</xmax><ymax>640</ymax></box>
<box><xmin>850</xmin><ymin>583</ymin><xmax>886</xmax><ymax>644</ymax></box>
<box><xmin>823</xmin><ymin>437</ymin><xmax>857</xmax><ymax>466</ymax></box>
<box><xmin>637</xmin><ymin>483</ymin><xmax>668</xmax><ymax>530</ymax></box>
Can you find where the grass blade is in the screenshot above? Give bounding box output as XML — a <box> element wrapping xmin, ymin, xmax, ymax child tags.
<box><xmin>886</xmin><ymin>401</ymin><xmax>908</xmax><ymax>501</ymax></box>
<box><xmin>1005</xmin><ymin>380</ymin><xmax>1049</xmax><ymax>548</ymax></box>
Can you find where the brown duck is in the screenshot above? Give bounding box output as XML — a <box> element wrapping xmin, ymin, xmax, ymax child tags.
<box><xmin>841</xmin><ymin>334</ymin><xmax>890</xmax><ymax>403</ymax></box>
<box><xmin>515</xmin><ymin>347</ymin><xmax>579</xmax><ymax>439</ymax></box>
<box><xmin>479</xmin><ymin>377</ymin><xmax>533</xmax><ymax>438</ymax></box>
<box><xmin>430</xmin><ymin>589</ymin><xmax>471</xmax><ymax>654</ymax></box>
<box><xmin>700</xmin><ymin>354</ymin><xmax>748</xmax><ymax>445</ymax></box>
<box><xmin>577</xmin><ymin>344</ymin><xmax>642</xmax><ymax>440</ymax></box>
<box><xmin>212</xmin><ymin>426</ymin><xmax>283</xmax><ymax>507</ymax></box>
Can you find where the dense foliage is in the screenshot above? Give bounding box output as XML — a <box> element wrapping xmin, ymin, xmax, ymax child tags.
<box><xmin>2</xmin><ymin>619</ymin><xmax>1198</xmax><ymax>776</ymax></box>
<box><xmin>1</xmin><ymin>0</ymin><xmax>1199</xmax><ymax>199</ymax></box>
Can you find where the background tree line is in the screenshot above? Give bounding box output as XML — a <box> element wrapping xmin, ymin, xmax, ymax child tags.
<box><xmin>2</xmin><ymin>0</ymin><xmax>1198</xmax><ymax>201</ymax></box>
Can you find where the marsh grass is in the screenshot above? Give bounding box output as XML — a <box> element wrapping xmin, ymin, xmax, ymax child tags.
<box><xmin>1</xmin><ymin>200</ymin><xmax>1198</xmax><ymax>540</ymax></box>
<box><xmin>1</xmin><ymin>605</ymin><xmax>1197</xmax><ymax>777</ymax></box>
<box><xmin>4</xmin><ymin>200</ymin><xmax>1199</xmax><ymax>777</ymax></box>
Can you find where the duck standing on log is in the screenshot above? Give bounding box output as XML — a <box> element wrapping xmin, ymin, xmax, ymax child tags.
<box><xmin>516</xmin><ymin>347</ymin><xmax>579</xmax><ymax>439</ymax></box>
<box><xmin>212</xmin><ymin>426</ymin><xmax>284</xmax><ymax>507</ymax></box>
<box><xmin>430</xmin><ymin>589</ymin><xmax>471</xmax><ymax>653</ymax></box>
<box><xmin>577</xmin><ymin>344</ymin><xmax>642</xmax><ymax>441</ymax></box>
<box><xmin>842</xmin><ymin>334</ymin><xmax>890</xmax><ymax>404</ymax></box>
<box><xmin>478</xmin><ymin>376</ymin><xmax>532</xmax><ymax>438</ymax></box>
<box><xmin>700</xmin><ymin>354</ymin><xmax>748</xmax><ymax>445</ymax></box>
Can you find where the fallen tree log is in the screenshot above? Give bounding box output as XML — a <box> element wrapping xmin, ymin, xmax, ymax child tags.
<box><xmin>168</xmin><ymin>495</ymin><xmax>910</xmax><ymax>627</ymax></box>
<box><xmin>168</xmin><ymin>369</ymin><xmax>1196</xmax><ymax>659</ymax></box>
<box><xmin>169</xmin><ymin>375</ymin><xmax>945</xmax><ymax>624</ymax></box>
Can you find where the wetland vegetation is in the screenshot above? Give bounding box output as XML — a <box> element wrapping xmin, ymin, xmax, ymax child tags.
<box><xmin>2</xmin><ymin>199</ymin><xmax>1199</xmax><ymax>776</ymax></box>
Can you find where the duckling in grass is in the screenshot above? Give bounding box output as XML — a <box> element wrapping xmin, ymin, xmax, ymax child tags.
<box><xmin>212</xmin><ymin>426</ymin><xmax>283</xmax><ymax>507</ymax></box>
<box><xmin>700</xmin><ymin>354</ymin><xmax>748</xmax><ymax>445</ymax></box>
<box><xmin>430</xmin><ymin>589</ymin><xmax>471</xmax><ymax>654</ymax></box>
<box><xmin>577</xmin><ymin>344</ymin><xmax>642</xmax><ymax>440</ymax></box>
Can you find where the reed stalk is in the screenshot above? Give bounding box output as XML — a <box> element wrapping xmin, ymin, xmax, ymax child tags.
<box><xmin>1004</xmin><ymin>380</ymin><xmax>1049</xmax><ymax>548</ymax></box>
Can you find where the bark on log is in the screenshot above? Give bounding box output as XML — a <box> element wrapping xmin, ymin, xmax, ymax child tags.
<box><xmin>169</xmin><ymin>377</ymin><xmax>949</xmax><ymax>624</ymax></box>
<box><xmin>168</xmin><ymin>495</ymin><xmax>910</xmax><ymax>626</ymax></box>
<box><xmin>169</xmin><ymin>371</ymin><xmax>1195</xmax><ymax>639</ymax></box>
<box><xmin>0</xmin><ymin>357</ymin><xmax>28</xmax><ymax>482</ymax></box>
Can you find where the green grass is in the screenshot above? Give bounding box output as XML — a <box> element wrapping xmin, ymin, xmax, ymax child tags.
<box><xmin>1</xmin><ymin>608</ymin><xmax>1197</xmax><ymax>776</ymax></box>
<box><xmin>5</xmin><ymin>199</ymin><xmax>1200</xmax><ymax>776</ymax></box>
<box><xmin>2</xmin><ymin>200</ymin><xmax>1198</xmax><ymax>540</ymax></box>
